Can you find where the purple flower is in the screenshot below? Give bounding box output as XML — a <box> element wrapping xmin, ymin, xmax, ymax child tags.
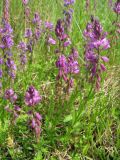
<box><xmin>18</xmin><ymin>41</ymin><xmax>27</xmax><ymax>52</ymax></box>
<box><xmin>4</xmin><ymin>89</ymin><xmax>14</xmax><ymax>100</ymax></box>
<box><xmin>47</xmin><ymin>37</ymin><xmax>56</xmax><ymax>45</ymax></box>
<box><xmin>69</xmin><ymin>78</ymin><xmax>74</xmax><ymax>88</ymax></box>
<box><xmin>0</xmin><ymin>22</ymin><xmax>14</xmax><ymax>49</ymax></box>
<box><xmin>69</xmin><ymin>61</ymin><xmax>79</xmax><ymax>74</ymax></box>
<box><xmin>113</xmin><ymin>1</ymin><xmax>120</xmax><ymax>15</ymax></box>
<box><xmin>5</xmin><ymin>58</ymin><xmax>17</xmax><ymax>79</ymax></box>
<box><xmin>117</xmin><ymin>29</ymin><xmax>120</xmax><ymax>34</ymax></box>
<box><xmin>56</xmin><ymin>55</ymin><xmax>68</xmax><ymax>71</ymax></box>
<box><xmin>32</xmin><ymin>12</ymin><xmax>40</xmax><ymax>24</ymax></box>
<box><xmin>84</xmin><ymin>17</ymin><xmax>110</xmax><ymax>90</ymax></box>
<box><xmin>34</xmin><ymin>29</ymin><xmax>41</xmax><ymax>40</ymax></box>
<box><xmin>4</xmin><ymin>89</ymin><xmax>17</xmax><ymax>103</ymax></box>
<box><xmin>64</xmin><ymin>0</ymin><xmax>75</xmax><ymax>6</ymax></box>
<box><xmin>56</xmin><ymin>55</ymin><xmax>68</xmax><ymax>81</ymax></box>
<box><xmin>0</xmin><ymin>58</ymin><xmax>3</xmax><ymax>65</ymax></box>
<box><xmin>6</xmin><ymin>58</ymin><xmax>16</xmax><ymax>70</ymax></box>
<box><xmin>56</xmin><ymin>48</ymin><xmax>79</xmax><ymax>83</ymax></box>
<box><xmin>63</xmin><ymin>9</ymin><xmax>73</xmax><ymax>30</ymax></box>
<box><xmin>100</xmin><ymin>64</ymin><xmax>106</xmax><ymax>71</ymax></box>
<box><xmin>0</xmin><ymin>82</ymin><xmax>2</xmax><ymax>89</ymax></box>
<box><xmin>84</xmin><ymin>49</ymin><xmax>98</xmax><ymax>80</ymax></box>
<box><xmin>31</xmin><ymin>118</ymin><xmax>36</xmax><ymax>128</ymax></box>
<box><xmin>101</xmin><ymin>56</ymin><xmax>109</xmax><ymax>62</ymax></box>
<box><xmin>71</xmin><ymin>48</ymin><xmax>79</xmax><ymax>59</ymax></box>
<box><xmin>68</xmin><ymin>57</ymin><xmax>79</xmax><ymax>74</ymax></box>
<box><xmin>28</xmin><ymin>111</ymin><xmax>42</xmax><ymax>141</ymax></box>
<box><xmin>63</xmin><ymin>38</ymin><xmax>71</xmax><ymax>47</ymax></box>
<box><xmin>14</xmin><ymin>106</ymin><xmax>21</xmax><ymax>112</ymax></box>
<box><xmin>5</xmin><ymin>50</ymin><xmax>12</xmax><ymax>57</ymax></box>
<box><xmin>92</xmin><ymin>38</ymin><xmax>110</xmax><ymax>50</ymax></box>
<box><xmin>35</xmin><ymin>112</ymin><xmax>42</xmax><ymax>121</ymax></box>
<box><xmin>25</xmin><ymin>86</ymin><xmax>42</xmax><ymax>107</ymax></box>
<box><xmin>0</xmin><ymin>69</ymin><xmax>2</xmax><ymax>78</ymax></box>
<box><xmin>1</xmin><ymin>35</ymin><xmax>14</xmax><ymax>49</ymax></box>
<box><xmin>2</xmin><ymin>22</ymin><xmax>13</xmax><ymax>34</ymax></box>
<box><xmin>85</xmin><ymin>48</ymin><xmax>97</xmax><ymax>62</ymax></box>
<box><xmin>10</xmin><ymin>94</ymin><xmax>18</xmax><ymax>103</ymax></box>
<box><xmin>100</xmin><ymin>38</ymin><xmax>110</xmax><ymax>50</ymax></box>
<box><xmin>84</xmin><ymin>18</ymin><xmax>103</xmax><ymax>42</ymax></box>
<box><xmin>20</xmin><ymin>54</ymin><xmax>27</xmax><ymax>65</ymax></box>
<box><xmin>55</xmin><ymin>19</ymin><xmax>67</xmax><ymax>40</ymax></box>
<box><xmin>27</xmin><ymin>40</ymin><xmax>33</xmax><ymax>53</ymax></box>
<box><xmin>22</xmin><ymin>0</ymin><xmax>29</xmax><ymax>5</ymax></box>
<box><xmin>25</xmin><ymin>28</ymin><xmax>32</xmax><ymax>38</ymax></box>
<box><xmin>8</xmin><ymin>71</ymin><xmax>16</xmax><ymax>79</ymax></box>
<box><xmin>45</xmin><ymin>22</ymin><xmax>54</xmax><ymax>30</ymax></box>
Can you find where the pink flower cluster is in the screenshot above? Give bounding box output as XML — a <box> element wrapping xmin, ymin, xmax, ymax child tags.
<box><xmin>29</xmin><ymin>112</ymin><xmax>42</xmax><ymax>140</ymax></box>
<box><xmin>113</xmin><ymin>0</ymin><xmax>120</xmax><ymax>15</ymax></box>
<box><xmin>56</xmin><ymin>48</ymin><xmax>79</xmax><ymax>89</ymax></box>
<box><xmin>4</xmin><ymin>88</ymin><xmax>17</xmax><ymax>103</ymax></box>
<box><xmin>25</xmin><ymin>86</ymin><xmax>42</xmax><ymax>107</ymax></box>
<box><xmin>84</xmin><ymin>16</ymin><xmax>110</xmax><ymax>90</ymax></box>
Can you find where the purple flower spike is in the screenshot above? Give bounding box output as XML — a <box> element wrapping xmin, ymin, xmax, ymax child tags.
<box><xmin>1</xmin><ymin>35</ymin><xmax>14</xmax><ymax>49</ymax></box>
<box><xmin>28</xmin><ymin>111</ymin><xmax>42</xmax><ymax>141</ymax></box>
<box><xmin>0</xmin><ymin>22</ymin><xmax>14</xmax><ymax>50</ymax></box>
<box><xmin>25</xmin><ymin>86</ymin><xmax>42</xmax><ymax>107</ymax></box>
<box><xmin>64</xmin><ymin>9</ymin><xmax>73</xmax><ymax>30</ymax></box>
<box><xmin>55</xmin><ymin>19</ymin><xmax>66</xmax><ymax>40</ymax></box>
<box><xmin>56</xmin><ymin>48</ymin><xmax>79</xmax><ymax>88</ymax></box>
<box><xmin>84</xmin><ymin>16</ymin><xmax>110</xmax><ymax>90</ymax></box>
<box><xmin>113</xmin><ymin>1</ymin><xmax>120</xmax><ymax>15</ymax></box>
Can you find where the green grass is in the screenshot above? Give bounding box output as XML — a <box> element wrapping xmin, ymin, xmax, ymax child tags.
<box><xmin>0</xmin><ymin>0</ymin><xmax>120</xmax><ymax>159</ymax></box>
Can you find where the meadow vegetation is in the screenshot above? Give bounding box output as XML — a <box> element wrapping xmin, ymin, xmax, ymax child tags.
<box><xmin>0</xmin><ymin>0</ymin><xmax>120</xmax><ymax>159</ymax></box>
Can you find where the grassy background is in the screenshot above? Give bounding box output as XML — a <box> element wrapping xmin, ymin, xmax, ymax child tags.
<box><xmin>0</xmin><ymin>0</ymin><xmax>120</xmax><ymax>159</ymax></box>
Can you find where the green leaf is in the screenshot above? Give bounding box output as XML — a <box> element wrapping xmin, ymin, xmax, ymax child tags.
<box><xmin>64</xmin><ymin>115</ymin><xmax>73</xmax><ymax>123</ymax></box>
